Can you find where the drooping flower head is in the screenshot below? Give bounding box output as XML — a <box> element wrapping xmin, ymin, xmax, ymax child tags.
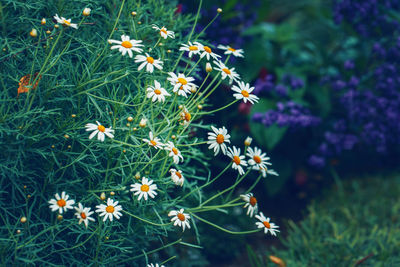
<box><xmin>74</xmin><ymin>203</ymin><xmax>95</xmax><ymax>228</ymax></box>
<box><xmin>152</xmin><ymin>24</ymin><xmax>175</xmax><ymax>39</ymax></box>
<box><xmin>53</xmin><ymin>14</ymin><xmax>78</xmax><ymax>29</ymax></box>
<box><xmin>255</xmin><ymin>212</ymin><xmax>280</xmax><ymax>236</ymax></box>
<box><xmin>240</xmin><ymin>193</ymin><xmax>258</xmax><ymax>217</ymax></box>
<box><xmin>168</xmin><ymin>208</ymin><xmax>191</xmax><ymax>231</ymax></box>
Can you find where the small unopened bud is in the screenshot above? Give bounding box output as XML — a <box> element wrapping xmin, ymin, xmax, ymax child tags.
<box><xmin>131</xmin><ymin>11</ymin><xmax>137</xmax><ymax>16</ymax></box>
<box><xmin>16</xmin><ymin>229</ymin><xmax>21</xmax><ymax>234</ymax></box>
<box><xmin>178</xmin><ymin>105</ymin><xmax>183</xmax><ymax>110</ymax></box>
<box><xmin>71</xmin><ymin>114</ymin><xmax>76</xmax><ymax>118</ymax></box>
<box><xmin>67</xmin><ymin>145</ymin><xmax>71</xmax><ymax>149</ymax></box>
<box><xmin>135</xmin><ymin>172</ymin><xmax>141</xmax><ymax>180</ymax></box>
<box><xmin>133</xmin><ymin>127</ymin><xmax>137</xmax><ymax>131</ymax></box>
<box><xmin>138</xmin><ymin>21</ymin><xmax>142</xmax><ymax>25</ymax></box>
<box><xmin>197</xmin><ymin>104</ymin><xmax>203</xmax><ymax>110</ymax></box>
<box><xmin>30</xmin><ymin>29</ymin><xmax>37</xmax><ymax>37</ymax></box>
<box><xmin>122</xmin><ymin>149</ymin><xmax>126</xmax><ymax>153</ymax></box>
<box><xmin>269</xmin><ymin>255</ymin><xmax>286</xmax><ymax>267</ymax></box>
<box><xmin>20</xmin><ymin>217</ymin><xmax>27</xmax><ymax>223</ymax></box>
<box><xmin>57</xmin><ymin>215</ymin><xmax>63</xmax><ymax>221</ymax></box>
<box><xmin>110</xmin><ymin>191</ymin><xmax>115</xmax><ymax>196</ymax></box>
<box><xmin>190</xmin><ymin>86</ymin><xmax>197</xmax><ymax>93</ymax></box>
<box><xmin>171</xmin><ymin>135</ymin><xmax>176</xmax><ymax>139</ymax></box>
<box><xmin>82</xmin><ymin>8</ymin><xmax>91</xmax><ymax>16</ymax></box>
<box><xmin>54</xmin><ymin>24</ymin><xmax>59</xmax><ymax>29</ymax></box>
<box><xmin>51</xmin><ymin>145</ymin><xmax>55</xmax><ymax>148</ymax></box>
<box><xmin>105</xmin><ymin>236</ymin><xmax>109</xmax><ymax>240</ymax></box>
<box><xmin>217</xmin><ymin>8</ymin><xmax>222</xmax><ymax>13</ymax></box>
<box><xmin>126</xmin><ymin>123</ymin><xmax>130</xmax><ymax>127</ymax></box>
<box><xmin>139</xmin><ymin>118</ymin><xmax>147</xmax><ymax>128</ymax></box>
<box><xmin>206</xmin><ymin>62</ymin><xmax>212</xmax><ymax>73</ymax></box>
<box><xmin>244</xmin><ymin>136</ymin><xmax>253</xmax><ymax>146</ymax></box>
<box><xmin>100</xmin><ymin>192</ymin><xmax>106</xmax><ymax>200</ymax></box>
<box><xmin>46</xmin><ymin>30</ymin><xmax>51</xmax><ymax>34</ymax></box>
<box><xmin>41</xmin><ymin>18</ymin><xmax>46</xmax><ymax>25</ymax></box>
<box><xmin>127</xmin><ymin>116</ymin><xmax>133</xmax><ymax>122</ymax></box>
<box><xmin>64</xmin><ymin>134</ymin><xmax>69</xmax><ymax>139</ymax></box>
<box><xmin>167</xmin><ymin>49</ymin><xmax>172</xmax><ymax>53</ymax></box>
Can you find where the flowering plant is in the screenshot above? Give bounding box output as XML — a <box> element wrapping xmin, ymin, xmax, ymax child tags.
<box><xmin>0</xmin><ymin>0</ymin><xmax>280</xmax><ymax>265</ymax></box>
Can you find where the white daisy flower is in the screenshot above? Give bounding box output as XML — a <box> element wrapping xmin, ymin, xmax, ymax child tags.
<box><xmin>199</xmin><ymin>45</ymin><xmax>221</xmax><ymax>61</ymax></box>
<box><xmin>207</xmin><ymin>126</ymin><xmax>231</xmax><ymax>156</ymax></box>
<box><xmin>170</xmin><ymin>168</ymin><xmax>184</xmax><ymax>187</ymax></box>
<box><xmin>134</xmin><ymin>53</ymin><xmax>163</xmax><ymax>73</ymax></box>
<box><xmin>95</xmin><ymin>198</ymin><xmax>123</xmax><ymax>222</ymax></box>
<box><xmin>53</xmin><ymin>14</ymin><xmax>78</xmax><ymax>29</ymax></box>
<box><xmin>142</xmin><ymin>131</ymin><xmax>164</xmax><ymax>149</ymax></box>
<box><xmin>85</xmin><ymin>121</ymin><xmax>115</xmax><ymax>142</ymax></box>
<box><xmin>179</xmin><ymin>41</ymin><xmax>204</xmax><ymax>58</ymax></box>
<box><xmin>255</xmin><ymin>212</ymin><xmax>280</xmax><ymax>236</ymax></box>
<box><xmin>108</xmin><ymin>35</ymin><xmax>143</xmax><ymax>58</ymax></box>
<box><xmin>148</xmin><ymin>264</ymin><xmax>165</xmax><ymax>267</ymax></box>
<box><xmin>217</xmin><ymin>44</ymin><xmax>244</xmax><ymax>57</ymax></box>
<box><xmin>164</xmin><ymin>141</ymin><xmax>183</xmax><ymax>164</ymax></box>
<box><xmin>167</xmin><ymin>72</ymin><xmax>196</xmax><ymax>98</ymax></box>
<box><xmin>231</xmin><ymin>81</ymin><xmax>259</xmax><ymax>104</ymax></box>
<box><xmin>246</xmin><ymin>146</ymin><xmax>272</xmax><ymax>170</ymax></box>
<box><xmin>152</xmin><ymin>24</ymin><xmax>175</xmax><ymax>39</ymax></box>
<box><xmin>74</xmin><ymin>203</ymin><xmax>95</xmax><ymax>228</ymax></box>
<box><xmin>168</xmin><ymin>208</ymin><xmax>191</xmax><ymax>231</ymax></box>
<box><xmin>227</xmin><ymin>146</ymin><xmax>248</xmax><ymax>175</ymax></box>
<box><xmin>213</xmin><ymin>60</ymin><xmax>240</xmax><ymax>84</ymax></box>
<box><xmin>146</xmin><ymin>80</ymin><xmax>170</xmax><ymax>102</ymax></box>
<box><xmin>179</xmin><ymin>106</ymin><xmax>192</xmax><ymax>125</ymax></box>
<box><xmin>48</xmin><ymin>191</ymin><xmax>75</xmax><ymax>214</ymax></box>
<box><xmin>130</xmin><ymin>177</ymin><xmax>158</xmax><ymax>201</ymax></box>
<box><xmin>239</xmin><ymin>193</ymin><xmax>258</xmax><ymax>217</ymax></box>
<box><xmin>259</xmin><ymin>166</ymin><xmax>279</xmax><ymax>178</ymax></box>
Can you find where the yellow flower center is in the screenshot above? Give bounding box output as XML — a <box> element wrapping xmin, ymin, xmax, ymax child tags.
<box><xmin>228</xmin><ymin>47</ymin><xmax>236</xmax><ymax>52</ymax></box>
<box><xmin>222</xmin><ymin>68</ymin><xmax>231</xmax><ymax>75</ymax></box>
<box><xmin>140</xmin><ymin>184</ymin><xmax>149</xmax><ymax>192</ymax></box>
<box><xmin>63</xmin><ymin>19</ymin><xmax>71</xmax><ymax>25</ymax></box>
<box><xmin>178</xmin><ymin>77</ymin><xmax>188</xmax><ymax>85</ymax></box>
<box><xmin>184</xmin><ymin>112</ymin><xmax>191</xmax><ymax>121</ymax></box>
<box><xmin>121</xmin><ymin>41</ymin><xmax>133</xmax><ymax>48</ymax></box>
<box><xmin>249</xmin><ymin>196</ymin><xmax>257</xmax><ymax>207</ymax></box>
<box><xmin>253</xmin><ymin>155</ymin><xmax>262</xmax><ymax>164</ymax></box>
<box><xmin>177</xmin><ymin>213</ymin><xmax>185</xmax><ymax>221</ymax></box>
<box><xmin>176</xmin><ymin>171</ymin><xmax>182</xmax><ymax>178</ymax></box>
<box><xmin>233</xmin><ymin>155</ymin><xmax>241</xmax><ymax>165</ymax></box>
<box><xmin>216</xmin><ymin>134</ymin><xmax>225</xmax><ymax>144</ymax></box>
<box><xmin>204</xmin><ymin>46</ymin><xmax>212</xmax><ymax>53</ymax></box>
<box><xmin>57</xmin><ymin>199</ymin><xmax>66</xmax><ymax>207</ymax></box>
<box><xmin>263</xmin><ymin>221</ymin><xmax>271</xmax><ymax>229</ymax></box>
<box><xmin>154</xmin><ymin>89</ymin><xmax>161</xmax><ymax>95</ymax></box>
<box><xmin>80</xmin><ymin>212</ymin><xmax>87</xmax><ymax>219</ymax></box>
<box><xmin>189</xmin><ymin>46</ymin><xmax>198</xmax><ymax>51</ymax></box>
<box><xmin>105</xmin><ymin>205</ymin><xmax>114</xmax><ymax>213</ymax></box>
<box><xmin>160</xmin><ymin>28</ymin><xmax>167</xmax><ymax>35</ymax></box>
<box><xmin>241</xmin><ymin>90</ymin><xmax>250</xmax><ymax>97</ymax></box>
<box><xmin>98</xmin><ymin>125</ymin><xmax>106</xmax><ymax>132</ymax></box>
<box><xmin>147</xmin><ymin>57</ymin><xmax>154</xmax><ymax>64</ymax></box>
<box><xmin>172</xmin><ymin>147</ymin><xmax>179</xmax><ymax>155</ymax></box>
<box><xmin>150</xmin><ymin>140</ymin><xmax>157</xmax><ymax>146</ymax></box>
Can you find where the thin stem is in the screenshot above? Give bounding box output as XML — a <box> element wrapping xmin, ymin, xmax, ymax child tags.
<box><xmin>122</xmin><ymin>210</ymin><xmax>171</xmax><ymax>227</ymax></box>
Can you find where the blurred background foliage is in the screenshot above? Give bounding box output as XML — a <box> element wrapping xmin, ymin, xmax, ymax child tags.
<box><xmin>248</xmin><ymin>174</ymin><xmax>400</xmax><ymax>266</ymax></box>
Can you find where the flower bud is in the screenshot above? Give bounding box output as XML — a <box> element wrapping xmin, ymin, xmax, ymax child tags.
<box><xmin>139</xmin><ymin>118</ymin><xmax>147</xmax><ymax>128</ymax></box>
<box><xmin>135</xmin><ymin>172</ymin><xmax>141</xmax><ymax>180</ymax></box>
<box><xmin>82</xmin><ymin>8</ymin><xmax>91</xmax><ymax>16</ymax></box>
<box><xmin>30</xmin><ymin>29</ymin><xmax>37</xmax><ymax>37</ymax></box>
<box><xmin>127</xmin><ymin>116</ymin><xmax>133</xmax><ymax>122</ymax></box>
<box><xmin>110</xmin><ymin>191</ymin><xmax>115</xmax><ymax>196</ymax></box>
<box><xmin>20</xmin><ymin>217</ymin><xmax>27</xmax><ymax>223</ymax></box>
<box><xmin>217</xmin><ymin>8</ymin><xmax>222</xmax><ymax>13</ymax></box>
<box><xmin>100</xmin><ymin>192</ymin><xmax>106</xmax><ymax>200</ymax></box>
<box><xmin>57</xmin><ymin>215</ymin><xmax>63</xmax><ymax>221</ymax></box>
<box><xmin>41</xmin><ymin>18</ymin><xmax>46</xmax><ymax>25</ymax></box>
<box><xmin>244</xmin><ymin>136</ymin><xmax>252</xmax><ymax>146</ymax></box>
<box><xmin>206</xmin><ymin>62</ymin><xmax>212</xmax><ymax>73</ymax></box>
<box><xmin>131</xmin><ymin>11</ymin><xmax>137</xmax><ymax>16</ymax></box>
